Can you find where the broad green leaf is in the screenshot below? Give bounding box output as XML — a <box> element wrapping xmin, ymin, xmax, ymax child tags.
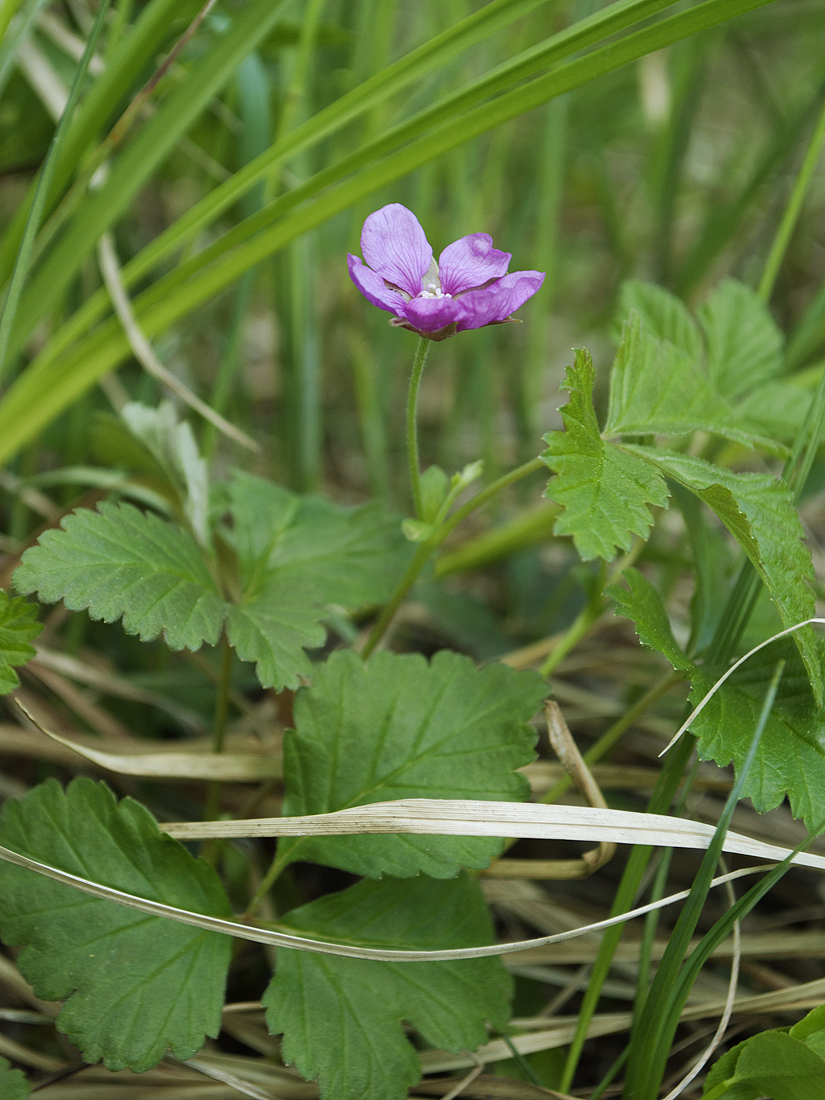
<box><xmin>542</xmin><ymin>348</ymin><xmax>670</xmax><ymax>561</ymax></box>
<box><xmin>279</xmin><ymin>648</ymin><xmax>544</xmax><ymax>877</ymax></box>
<box><xmin>733</xmin><ymin>379</ymin><xmax>811</xmax><ymax>443</ymax></box>
<box><xmin>0</xmin><ymin>1057</ymin><xmax>29</xmax><ymax>1100</ymax></box>
<box><xmin>0</xmin><ymin>590</ymin><xmax>42</xmax><ymax>693</ymax></box>
<box><xmin>628</xmin><ymin>448</ymin><xmax>823</xmax><ymax>703</ymax></box>
<box><xmin>701</xmin><ymin>1031</ymin><xmax>825</xmax><ymax>1100</ymax></box>
<box><xmin>604</xmin><ymin>314</ymin><xmax>783</xmax><ymax>453</ymax></box>
<box><xmin>0</xmin><ymin>778</ymin><xmax>232</xmax><ymax>1072</ymax></box>
<box><xmin>121</xmin><ymin>402</ymin><xmax>210</xmax><ymax>546</ymax></box>
<box><xmin>698</xmin><ymin>278</ymin><xmax>783</xmax><ymax>400</ymax></box>
<box><xmin>691</xmin><ymin>640</ymin><xmax>825</xmax><ymax>828</ymax></box>
<box><xmin>230</xmin><ymin>472</ymin><xmax>409</xmax><ymax>606</ymax></box>
<box><xmin>226</xmin><ymin>473</ymin><xmax>409</xmax><ymax>690</ymax></box>
<box><xmin>226</xmin><ymin>582</ymin><xmax>325</xmax><ymax>692</ymax></box>
<box><xmin>792</xmin><ymin>1004</ymin><xmax>825</xmax><ymax>1060</ymax></box>
<box><xmin>264</xmin><ymin>874</ymin><xmax>511</xmax><ymax>1100</ymax></box>
<box><xmin>605</xmin><ymin>567</ymin><xmax>692</xmax><ymax>672</ymax></box>
<box><xmin>13</xmin><ymin>501</ymin><xmax>226</xmax><ymax>651</ymax></box>
<box><xmin>615</xmin><ymin>280</ymin><xmax>702</xmax><ymax>359</ymax></box>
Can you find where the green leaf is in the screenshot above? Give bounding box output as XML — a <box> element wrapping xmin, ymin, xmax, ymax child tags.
<box><xmin>698</xmin><ymin>278</ymin><xmax>783</xmax><ymax>400</ymax></box>
<box><xmin>690</xmin><ymin>640</ymin><xmax>825</xmax><ymax>830</ymax></box>
<box><xmin>701</xmin><ymin>1031</ymin><xmax>825</xmax><ymax>1100</ymax></box>
<box><xmin>733</xmin><ymin>379</ymin><xmax>811</xmax><ymax>444</ymax></box>
<box><xmin>264</xmin><ymin>874</ymin><xmax>511</xmax><ymax>1100</ymax></box>
<box><xmin>604</xmin><ymin>314</ymin><xmax>783</xmax><ymax>453</ymax></box>
<box><xmin>0</xmin><ymin>778</ymin><xmax>232</xmax><ymax>1071</ymax></box>
<box><xmin>0</xmin><ymin>590</ymin><xmax>42</xmax><ymax>693</ymax></box>
<box><xmin>628</xmin><ymin>448</ymin><xmax>823</xmax><ymax>704</ymax></box>
<box><xmin>605</xmin><ymin>567</ymin><xmax>692</xmax><ymax>672</ymax></box>
<box><xmin>279</xmin><ymin>648</ymin><xmax>544</xmax><ymax>877</ymax></box>
<box><xmin>419</xmin><ymin>465</ymin><xmax>450</xmax><ymax>524</ymax></box>
<box><xmin>792</xmin><ymin>1004</ymin><xmax>825</xmax><ymax>1059</ymax></box>
<box><xmin>121</xmin><ymin>402</ymin><xmax>210</xmax><ymax>546</ymax></box>
<box><xmin>615</xmin><ymin>280</ymin><xmax>702</xmax><ymax>359</ymax></box>
<box><xmin>541</xmin><ymin>348</ymin><xmax>670</xmax><ymax>561</ymax></box>
<box><xmin>13</xmin><ymin>502</ymin><xmax>226</xmax><ymax>651</ymax></box>
<box><xmin>226</xmin><ymin>472</ymin><xmax>410</xmax><ymax>689</ymax></box>
<box><xmin>0</xmin><ymin>1057</ymin><xmax>29</xmax><ymax>1100</ymax></box>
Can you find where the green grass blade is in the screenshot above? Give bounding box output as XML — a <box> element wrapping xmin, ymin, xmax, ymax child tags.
<box><xmin>0</xmin><ymin>0</ymin><xmax>204</xmax><ymax>287</ymax></box>
<box><xmin>6</xmin><ymin>0</ymin><xmax>294</xmax><ymax>358</ymax></box>
<box><xmin>0</xmin><ymin>0</ymin><xmax>780</xmax><ymax>465</ymax></box>
<box><xmin>0</xmin><ymin>0</ymin><xmax>112</xmax><ymax>385</ymax></box>
<box><xmin>622</xmin><ymin>661</ymin><xmax>784</xmax><ymax>1099</ymax></box>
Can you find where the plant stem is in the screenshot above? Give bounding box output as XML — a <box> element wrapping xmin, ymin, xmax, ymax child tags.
<box><xmin>244</xmin><ymin>847</ymin><xmax>292</xmax><ymax>921</ymax></box>
<box><xmin>407</xmin><ymin>335</ymin><xmax>431</xmax><ymax>519</ymax></box>
<box><xmin>205</xmin><ymin>634</ymin><xmax>233</xmax><ymax>824</ymax></box>
<box><xmin>361</xmin><ymin>454</ymin><xmax>545</xmax><ymax>659</ymax></box>
<box><xmin>757</xmin><ymin>94</ymin><xmax>825</xmax><ymax>303</ymax></box>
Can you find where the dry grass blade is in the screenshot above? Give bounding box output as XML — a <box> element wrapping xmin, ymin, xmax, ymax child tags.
<box><xmin>97</xmin><ymin>232</ymin><xmax>259</xmax><ymax>452</ymax></box>
<box><xmin>0</xmin><ymin>838</ymin><xmax>785</xmax><ymax>962</ymax></box>
<box><xmin>14</xmin><ymin>698</ymin><xmax>281</xmax><ymax>779</ymax></box>
<box><xmin>159</xmin><ymin>798</ymin><xmax>825</xmax><ymax>872</ymax></box>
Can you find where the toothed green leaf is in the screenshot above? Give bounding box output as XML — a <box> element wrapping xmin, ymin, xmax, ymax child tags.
<box><xmin>0</xmin><ymin>778</ymin><xmax>232</xmax><ymax>1072</ymax></box>
<box><xmin>628</xmin><ymin>448</ymin><xmax>823</xmax><ymax>705</ymax></box>
<box><xmin>0</xmin><ymin>1057</ymin><xmax>29</xmax><ymax>1099</ymax></box>
<box><xmin>616</xmin><ymin>280</ymin><xmax>702</xmax><ymax>359</ymax></box>
<box><xmin>226</xmin><ymin>472</ymin><xmax>410</xmax><ymax>689</ymax></box>
<box><xmin>264</xmin><ymin>874</ymin><xmax>510</xmax><ymax>1100</ymax></box>
<box><xmin>278</xmin><ymin>648</ymin><xmax>544</xmax><ymax>877</ymax></box>
<box><xmin>698</xmin><ymin>278</ymin><xmax>783</xmax><ymax>400</ymax></box>
<box><xmin>541</xmin><ymin>348</ymin><xmax>669</xmax><ymax>560</ymax></box>
<box><xmin>606</xmin><ymin>567</ymin><xmax>692</xmax><ymax>672</ymax></box>
<box><xmin>13</xmin><ymin>502</ymin><xmax>226</xmax><ymax>651</ymax></box>
<box><xmin>0</xmin><ymin>590</ymin><xmax>41</xmax><ymax>693</ymax></box>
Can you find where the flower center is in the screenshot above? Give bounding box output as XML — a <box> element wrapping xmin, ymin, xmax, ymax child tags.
<box><xmin>419</xmin><ymin>283</ymin><xmax>451</xmax><ymax>300</ymax></box>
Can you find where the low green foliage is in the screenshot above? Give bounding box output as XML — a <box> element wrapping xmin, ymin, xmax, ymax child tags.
<box><xmin>278</xmin><ymin>648</ymin><xmax>545</xmax><ymax>877</ymax></box>
<box><xmin>541</xmin><ymin>348</ymin><xmax>670</xmax><ymax>560</ymax></box>
<box><xmin>0</xmin><ymin>778</ymin><xmax>232</xmax><ymax>1071</ymax></box>
<box><xmin>0</xmin><ymin>589</ymin><xmax>41</xmax><ymax>693</ymax></box>
<box><xmin>0</xmin><ymin>1057</ymin><xmax>29</xmax><ymax>1100</ymax></box>
<box><xmin>264</xmin><ymin>874</ymin><xmax>510</xmax><ymax>1100</ymax></box>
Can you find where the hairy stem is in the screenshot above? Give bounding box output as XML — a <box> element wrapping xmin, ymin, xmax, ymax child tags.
<box><xmin>406</xmin><ymin>335</ymin><xmax>431</xmax><ymax>519</ymax></box>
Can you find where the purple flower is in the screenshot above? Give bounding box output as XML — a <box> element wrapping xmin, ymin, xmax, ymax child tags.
<box><xmin>347</xmin><ymin>204</ymin><xmax>545</xmax><ymax>341</ymax></box>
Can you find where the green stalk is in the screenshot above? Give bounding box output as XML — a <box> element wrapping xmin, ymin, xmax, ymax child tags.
<box><xmin>623</xmin><ymin>662</ymin><xmax>784</xmax><ymax>1098</ymax></box>
<box><xmin>0</xmin><ymin>0</ymin><xmax>112</xmax><ymax>385</ymax></box>
<box><xmin>360</xmin><ymin>455</ymin><xmax>546</xmax><ymax>660</ymax></box>
<box><xmin>204</xmin><ymin>634</ymin><xmax>234</xmax><ymax>827</ymax></box>
<box><xmin>757</xmin><ymin>95</ymin><xmax>825</xmax><ymax>303</ymax></box>
<box><xmin>407</xmin><ymin>336</ymin><xmax>431</xmax><ymax>520</ymax></box>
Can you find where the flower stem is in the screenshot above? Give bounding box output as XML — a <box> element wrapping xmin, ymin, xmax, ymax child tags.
<box><xmin>204</xmin><ymin>633</ymin><xmax>233</xmax><ymax>827</ymax></box>
<box><xmin>361</xmin><ymin>454</ymin><xmax>545</xmax><ymax>659</ymax></box>
<box><xmin>406</xmin><ymin>335</ymin><xmax>431</xmax><ymax>519</ymax></box>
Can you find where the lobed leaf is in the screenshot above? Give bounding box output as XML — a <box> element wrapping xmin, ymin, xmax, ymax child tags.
<box><xmin>701</xmin><ymin>1030</ymin><xmax>825</xmax><ymax>1100</ymax></box>
<box><xmin>630</xmin><ymin>448</ymin><xmax>823</xmax><ymax>703</ymax></box>
<box><xmin>541</xmin><ymin>348</ymin><xmax>670</xmax><ymax>560</ymax></box>
<box><xmin>227</xmin><ymin>472</ymin><xmax>409</xmax><ymax>689</ymax></box>
<box><xmin>264</xmin><ymin>874</ymin><xmax>511</xmax><ymax>1100</ymax></box>
<box><xmin>690</xmin><ymin>640</ymin><xmax>825</xmax><ymax>830</ymax></box>
<box><xmin>605</xmin><ymin>314</ymin><xmax>783</xmax><ymax>453</ymax></box>
<box><xmin>278</xmin><ymin>648</ymin><xmax>545</xmax><ymax>877</ymax></box>
<box><xmin>698</xmin><ymin>277</ymin><xmax>783</xmax><ymax>400</ymax></box>
<box><xmin>616</xmin><ymin>279</ymin><xmax>702</xmax><ymax>359</ymax></box>
<box><xmin>14</xmin><ymin>501</ymin><xmax>226</xmax><ymax>651</ymax></box>
<box><xmin>605</xmin><ymin>567</ymin><xmax>692</xmax><ymax>672</ymax></box>
<box><xmin>0</xmin><ymin>1057</ymin><xmax>29</xmax><ymax>1099</ymax></box>
<box><xmin>0</xmin><ymin>590</ymin><xmax>42</xmax><ymax>694</ymax></box>
<box><xmin>0</xmin><ymin>778</ymin><xmax>232</xmax><ymax>1071</ymax></box>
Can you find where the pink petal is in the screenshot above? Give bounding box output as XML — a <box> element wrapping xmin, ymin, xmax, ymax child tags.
<box><xmin>438</xmin><ymin>233</ymin><xmax>511</xmax><ymax>296</ymax></box>
<box><xmin>347</xmin><ymin>254</ymin><xmax>405</xmax><ymax>314</ymax></box>
<box><xmin>455</xmin><ymin>270</ymin><xmax>545</xmax><ymax>331</ymax></box>
<box><xmin>401</xmin><ymin>295</ymin><xmax>463</xmax><ymax>333</ymax></box>
<box><xmin>360</xmin><ymin>204</ymin><xmax>433</xmax><ymax>299</ymax></box>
